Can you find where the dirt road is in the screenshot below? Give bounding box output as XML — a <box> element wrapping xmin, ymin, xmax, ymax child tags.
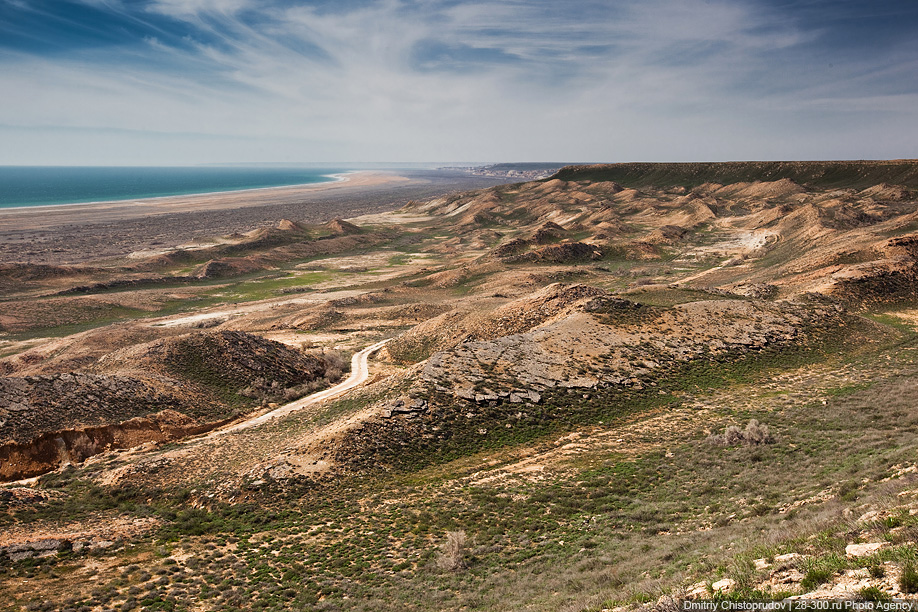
<box><xmin>210</xmin><ymin>338</ymin><xmax>392</xmax><ymax>437</ymax></box>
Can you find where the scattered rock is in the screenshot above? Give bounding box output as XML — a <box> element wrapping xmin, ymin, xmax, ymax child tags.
<box><xmin>381</xmin><ymin>397</ymin><xmax>428</xmax><ymax>418</ymax></box>
<box><xmin>845</xmin><ymin>542</ymin><xmax>888</xmax><ymax>557</ymax></box>
<box><xmin>711</xmin><ymin>578</ymin><xmax>735</xmax><ymax>593</ymax></box>
<box><xmin>774</xmin><ymin>552</ymin><xmax>803</xmax><ymax>564</ymax></box>
<box><xmin>2</xmin><ymin>539</ymin><xmax>71</xmax><ymax>561</ymax></box>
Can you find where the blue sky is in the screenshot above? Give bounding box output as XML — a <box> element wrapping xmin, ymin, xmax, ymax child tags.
<box><xmin>0</xmin><ymin>0</ymin><xmax>916</xmax><ymax>164</ymax></box>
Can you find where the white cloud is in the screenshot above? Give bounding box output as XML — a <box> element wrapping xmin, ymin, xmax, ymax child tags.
<box><xmin>0</xmin><ymin>0</ymin><xmax>914</xmax><ymax>164</ymax></box>
<box><xmin>146</xmin><ymin>0</ymin><xmax>254</xmax><ymax>18</ymax></box>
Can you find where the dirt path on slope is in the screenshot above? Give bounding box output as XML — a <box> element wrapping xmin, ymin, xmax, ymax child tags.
<box><xmin>212</xmin><ymin>338</ymin><xmax>391</xmax><ymax>436</ymax></box>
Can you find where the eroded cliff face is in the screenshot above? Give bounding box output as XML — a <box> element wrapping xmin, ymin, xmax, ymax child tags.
<box><xmin>551</xmin><ymin>160</ymin><xmax>918</xmax><ymax>190</ymax></box>
<box><xmin>0</xmin><ymin>330</ymin><xmax>340</xmax><ymax>481</ymax></box>
<box><xmin>0</xmin><ymin>373</ymin><xmax>192</xmax><ymax>447</ymax></box>
<box><xmin>0</xmin><ymin>410</ymin><xmax>232</xmax><ymax>481</ymax></box>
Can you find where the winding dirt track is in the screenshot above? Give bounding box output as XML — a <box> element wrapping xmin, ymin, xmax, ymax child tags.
<box><xmin>209</xmin><ymin>338</ymin><xmax>392</xmax><ymax>437</ymax></box>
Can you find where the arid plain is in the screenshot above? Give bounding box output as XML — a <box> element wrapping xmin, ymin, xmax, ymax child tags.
<box><xmin>4</xmin><ymin>161</ymin><xmax>918</xmax><ymax>611</ymax></box>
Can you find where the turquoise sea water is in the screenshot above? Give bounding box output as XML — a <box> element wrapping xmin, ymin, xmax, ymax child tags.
<box><xmin>0</xmin><ymin>166</ymin><xmax>347</xmax><ymax>209</ymax></box>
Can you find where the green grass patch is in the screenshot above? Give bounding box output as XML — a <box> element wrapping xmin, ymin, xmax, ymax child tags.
<box><xmin>622</xmin><ymin>287</ymin><xmax>744</xmax><ymax>307</ymax></box>
<box><xmin>387</xmin><ymin>253</ymin><xmax>413</xmax><ymax>266</ymax></box>
<box><xmin>6</xmin><ymin>304</ymin><xmax>153</xmax><ymax>342</ymax></box>
<box><xmin>219</xmin><ymin>270</ymin><xmax>336</xmax><ymax>301</ymax></box>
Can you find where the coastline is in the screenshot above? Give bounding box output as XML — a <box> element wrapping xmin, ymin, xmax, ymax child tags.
<box><xmin>0</xmin><ymin>169</ymin><xmax>505</xmax><ymax>265</ymax></box>
<box><xmin>0</xmin><ymin>170</ymin><xmax>353</xmax><ymax>212</ymax></box>
<box><xmin>0</xmin><ymin>171</ymin><xmax>406</xmax><ymax>231</ymax></box>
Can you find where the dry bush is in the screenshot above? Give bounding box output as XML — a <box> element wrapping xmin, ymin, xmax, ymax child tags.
<box><xmin>708</xmin><ymin>419</ymin><xmax>775</xmax><ymax>446</ymax></box>
<box><xmin>303</xmin><ymin>348</ymin><xmax>349</xmax><ymax>383</ymax></box>
<box><xmin>742</xmin><ymin>419</ymin><xmax>774</xmax><ymax>445</ymax></box>
<box><xmin>723</xmin><ymin>425</ymin><xmax>745</xmax><ymax>446</ymax></box>
<box><xmin>321</xmin><ymin>350</ymin><xmax>349</xmax><ymax>379</ymax></box>
<box><xmin>437</xmin><ymin>530</ymin><xmax>468</xmax><ymax>571</ymax></box>
<box><xmin>243</xmin><ymin>349</ymin><xmax>350</xmax><ymax>402</ymax></box>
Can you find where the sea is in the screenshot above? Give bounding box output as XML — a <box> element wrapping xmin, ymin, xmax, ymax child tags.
<box><xmin>0</xmin><ymin>166</ymin><xmax>349</xmax><ymax>209</ymax></box>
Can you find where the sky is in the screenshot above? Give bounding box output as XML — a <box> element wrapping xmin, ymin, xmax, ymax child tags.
<box><xmin>0</xmin><ymin>0</ymin><xmax>916</xmax><ymax>165</ymax></box>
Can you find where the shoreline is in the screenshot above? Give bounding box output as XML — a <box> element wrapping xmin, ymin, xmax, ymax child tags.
<box><xmin>0</xmin><ymin>171</ymin><xmax>354</xmax><ymax>213</ymax></box>
<box><xmin>0</xmin><ymin>169</ymin><xmax>505</xmax><ymax>265</ymax></box>
<box><xmin>0</xmin><ymin>170</ymin><xmax>406</xmax><ymax>230</ymax></box>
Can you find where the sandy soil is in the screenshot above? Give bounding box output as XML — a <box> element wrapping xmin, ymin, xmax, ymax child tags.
<box><xmin>677</xmin><ymin>229</ymin><xmax>776</xmax><ymax>285</ymax></box>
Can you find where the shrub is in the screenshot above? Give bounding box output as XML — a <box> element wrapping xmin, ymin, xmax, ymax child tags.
<box><xmin>900</xmin><ymin>563</ymin><xmax>918</xmax><ymax>594</ymax></box>
<box><xmin>723</xmin><ymin>425</ymin><xmax>745</xmax><ymax>446</ymax></box>
<box><xmin>708</xmin><ymin>419</ymin><xmax>775</xmax><ymax>446</ymax></box>
<box><xmin>312</xmin><ymin>350</ymin><xmax>349</xmax><ymax>378</ymax></box>
<box><xmin>742</xmin><ymin>419</ymin><xmax>774</xmax><ymax>445</ymax></box>
<box><xmin>800</xmin><ymin>567</ymin><xmax>833</xmax><ymax>591</ymax></box>
<box><xmin>858</xmin><ymin>586</ymin><xmax>892</xmax><ymax>602</ymax></box>
<box><xmin>436</xmin><ymin>531</ymin><xmax>468</xmax><ymax>571</ymax></box>
<box><xmin>800</xmin><ymin>554</ymin><xmax>846</xmax><ymax>591</ymax></box>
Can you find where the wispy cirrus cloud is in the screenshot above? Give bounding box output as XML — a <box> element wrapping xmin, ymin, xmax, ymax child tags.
<box><xmin>0</xmin><ymin>0</ymin><xmax>915</xmax><ymax>164</ymax></box>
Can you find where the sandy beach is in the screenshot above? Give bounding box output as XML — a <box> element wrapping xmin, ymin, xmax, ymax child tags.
<box><xmin>0</xmin><ymin>169</ymin><xmax>503</xmax><ymax>265</ymax></box>
<box><xmin>0</xmin><ymin>171</ymin><xmax>406</xmax><ymax>231</ymax></box>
